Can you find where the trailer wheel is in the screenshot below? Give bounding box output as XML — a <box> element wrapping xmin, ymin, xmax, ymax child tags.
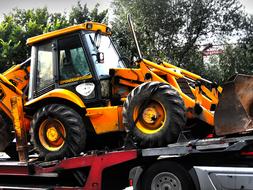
<box><xmin>123</xmin><ymin>82</ymin><xmax>186</xmax><ymax>147</ymax></box>
<box><xmin>141</xmin><ymin>161</ymin><xmax>194</xmax><ymax>190</ymax></box>
<box><xmin>31</xmin><ymin>104</ymin><xmax>86</xmax><ymax>160</ymax></box>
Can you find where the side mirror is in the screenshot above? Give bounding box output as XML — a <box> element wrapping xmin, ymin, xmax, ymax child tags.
<box><xmin>97</xmin><ymin>52</ymin><xmax>104</xmax><ymax>64</ymax></box>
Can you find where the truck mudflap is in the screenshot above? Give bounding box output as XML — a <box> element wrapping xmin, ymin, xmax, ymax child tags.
<box><xmin>129</xmin><ymin>166</ymin><xmax>143</xmax><ymax>190</ymax></box>
<box><xmin>194</xmin><ymin>166</ymin><xmax>253</xmax><ymax>190</ymax></box>
<box><xmin>215</xmin><ymin>74</ymin><xmax>253</xmax><ymax>136</ymax></box>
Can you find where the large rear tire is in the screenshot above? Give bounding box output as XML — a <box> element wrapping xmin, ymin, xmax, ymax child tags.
<box><xmin>30</xmin><ymin>104</ymin><xmax>86</xmax><ymax>161</ymax></box>
<box><xmin>123</xmin><ymin>82</ymin><xmax>186</xmax><ymax>147</ymax></box>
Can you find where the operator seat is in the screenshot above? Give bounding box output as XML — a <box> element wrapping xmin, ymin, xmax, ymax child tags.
<box><xmin>61</xmin><ymin>57</ymin><xmax>77</xmax><ymax>80</ymax></box>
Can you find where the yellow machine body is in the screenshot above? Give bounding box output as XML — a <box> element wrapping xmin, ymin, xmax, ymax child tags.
<box><xmin>0</xmin><ymin>20</ymin><xmax>251</xmax><ymax>160</ymax></box>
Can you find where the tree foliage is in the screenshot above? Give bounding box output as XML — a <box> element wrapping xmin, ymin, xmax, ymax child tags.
<box><xmin>209</xmin><ymin>15</ymin><xmax>253</xmax><ymax>82</ymax></box>
<box><xmin>0</xmin><ymin>0</ymin><xmax>252</xmax><ymax>83</ymax></box>
<box><xmin>0</xmin><ymin>2</ymin><xmax>107</xmax><ymax>72</ymax></box>
<box><xmin>69</xmin><ymin>2</ymin><xmax>108</xmax><ymax>25</ymax></box>
<box><xmin>111</xmin><ymin>0</ymin><xmax>251</xmax><ymax>83</ymax></box>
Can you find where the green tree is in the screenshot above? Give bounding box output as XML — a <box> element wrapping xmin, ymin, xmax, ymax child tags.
<box><xmin>219</xmin><ymin>44</ymin><xmax>253</xmax><ymax>81</ymax></box>
<box><xmin>0</xmin><ymin>7</ymin><xmax>68</xmax><ymax>72</ymax></box>
<box><xmin>215</xmin><ymin>15</ymin><xmax>253</xmax><ymax>82</ymax></box>
<box><xmin>0</xmin><ymin>2</ymin><xmax>108</xmax><ymax>72</ymax></box>
<box><xmin>111</xmin><ymin>0</ymin><xmax>247</xmax><ymax>81</ymax></box>
<box><xmin>203</xmin><ymin>55</ymin><xmax>224</xmax><ymax>83</ymax></box>
<box><xmin>69</xmin><ymin>1</ymin><xmax>108</xmax><ymax>24</ymax></box>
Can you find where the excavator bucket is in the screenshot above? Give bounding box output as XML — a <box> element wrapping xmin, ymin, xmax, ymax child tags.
<box><xmin>215</xmin><ymin>74</ymin><xmax>253</xmax><ymax>136</ymax></box>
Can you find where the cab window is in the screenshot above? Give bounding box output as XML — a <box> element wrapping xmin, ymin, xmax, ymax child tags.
<box><xmin>36</xmin><ymin>42</ymin><xmax>54</xmax><ymax>90</ymax></box>
<box><xmin>58</xmin><ymin>35</ymin><xmax>91</xmax><ymax>82</ymax></box>
<box><xmin>85</xmin><ymin>33</ymin><xmax>124</xmax><ymax>78</ymax></box>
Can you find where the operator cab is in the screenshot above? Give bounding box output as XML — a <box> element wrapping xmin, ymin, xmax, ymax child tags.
<box><xmin>27</xmin><ymin>22</ymin><xmax>125</xmax><ymax>106</ymax></box>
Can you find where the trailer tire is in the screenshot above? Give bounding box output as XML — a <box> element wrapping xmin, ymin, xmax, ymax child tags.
<box><xmin>123</xmin><ymin>82</ymin><xmax>186</xmax><ymax>147</ymax></box>
<box><xmin>31</xmin><ymin>104</ymin><xmax>86</xmax><ymax>161</ymax></box>
<box><xmin>141</xmin><ymin>161</ymin><xmax>194</xmax><ymax>190</ymax></box>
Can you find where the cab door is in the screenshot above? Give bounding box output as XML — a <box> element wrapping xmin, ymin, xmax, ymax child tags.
<box><xmin>57</xmin><ymin>33</ymin><xmax>98</xmax><ymax>103</ymax></box>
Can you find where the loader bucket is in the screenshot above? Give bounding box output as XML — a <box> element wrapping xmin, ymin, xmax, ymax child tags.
<box><xmin>215</xmin><ymin>74</ymin><xmax>253</xmax><ymax>136</ymax></box>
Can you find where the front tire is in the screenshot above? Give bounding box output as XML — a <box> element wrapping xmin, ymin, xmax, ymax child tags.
<box><xmin>141</xmin><ymin>161</ymin><xmax>194</xmax><ymax>190</ymax></box>
<box><xmin>31</xmin><ymin>104</ymin><xmax>86</xmax><ymax>160</ymax></box>
<box><xmin>123</xmin><ymin>82</ymin><xmax>186</xmax><ymax>147</ymax></box>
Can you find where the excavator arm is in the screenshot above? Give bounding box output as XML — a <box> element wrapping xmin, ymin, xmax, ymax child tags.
<box><xmin>0</xmin><ymin>58</ymin><xmax>30</xmax><ymax>119</ymax></box>
<box><xmin>0</xmin><ymin>58</ymin><xmax>30</xmax><ymax>155</ymax></box>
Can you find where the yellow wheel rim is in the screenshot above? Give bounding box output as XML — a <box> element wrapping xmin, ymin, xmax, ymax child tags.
<box><xmin>46</xmin><ymin>127</ymin><xmax>59</xmax><ymax>142</ymax></box>
<box><xmin>134</xmin><ymin>100</ymin><xmax>166</xmax><ymax>134</ymax></box>
<box><xmin>39</xmin><ymin>119</ymin><xmax>66</xmax><ymax>151</ymax></box>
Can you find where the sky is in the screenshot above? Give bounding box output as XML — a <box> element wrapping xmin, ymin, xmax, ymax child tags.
<box><xmin>0</xmin><ymin>0</ymin><xmax>252</xmax><ymax>21</ymax></box>
<box><xmin>241</xmin><ymin>0</ymin><xmax>253</xmax><ymax>14</ymax></box>
<box><xmin>0</xmin><ymin>0</ymin><xmax>112</xmax><ymax>21</ymax></box>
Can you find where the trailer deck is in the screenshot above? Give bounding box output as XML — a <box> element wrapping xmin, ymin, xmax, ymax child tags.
<box><xmin>1</xmin><ymin>135</ymin><xmax>253</xmax><ymax>190</ymax></box>
<box><xmin>142</xmin><ymin>134</ymin><xmax>253</xmax><ymax>157</ymax></box>
<box><xmin>0</xmin><ymin>150</ymin><xmax>137</xmax><ymax>190</ymax></box>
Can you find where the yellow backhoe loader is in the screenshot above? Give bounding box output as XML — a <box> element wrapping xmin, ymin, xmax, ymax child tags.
<box><xmin>0</xmin><ymin>15</ymin><xmax>252</xmax><ymax>160</ymax></box>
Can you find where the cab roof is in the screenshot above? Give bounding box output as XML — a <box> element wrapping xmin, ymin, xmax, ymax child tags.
<box><xmin>26</xmin><ymin>22</ymin><xmax>111</xmax><ymax>45</ymax></box>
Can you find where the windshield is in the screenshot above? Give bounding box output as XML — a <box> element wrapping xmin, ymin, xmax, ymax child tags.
<box><xmin>85</xmin><ymin>33</ymin><xmax>124</xmax><ymax>77</ymax></box>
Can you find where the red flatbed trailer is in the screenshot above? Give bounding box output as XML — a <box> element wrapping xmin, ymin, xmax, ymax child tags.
<box><xmin>2</xmin><ymin>135</ymin><xmax>253</xmax><ymax>190</ymax></box>
<box><xmin>0</xmin><ymin>150</ymin><xmax>137</xmax><ymax>190</ymax></box>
